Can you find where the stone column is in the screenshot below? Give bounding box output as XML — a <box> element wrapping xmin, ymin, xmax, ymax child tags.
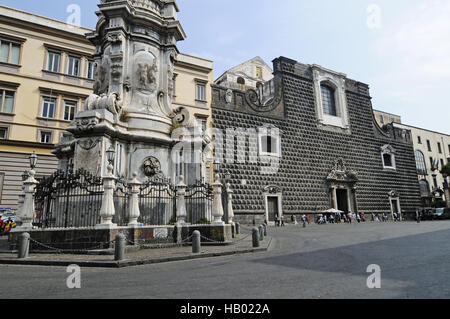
<box><xmin>97</xmin><ymin>164</ymin><xmax>117</xmax><ymax>229</ymax></box>
<box><xmin>212</xmin><ymin>174</ymin><xmax>225</xmax><ymax>225</ymax></box>
<box><xmin>176</xmin><ymin>175</ymin><xmax>187</xmax><ymax>225</ymax></box>
<box><xmin>226</xmin><ymin>183</ymin><xmax>235</xmax><ymax>225</ymax></box>
<box><xmin>14</xmin><ymin>170</ymin><xmax>38</xmax><ymax>231</ymax></box>
<box><xmin>331</xmin><ymin>187</ymin><xmax>338</xmax><ymax>209</ymax></box>
<box><xmin>128</xmin><ymin>172</ymin><xmax>141</xmax><ymax>227</ymax></box>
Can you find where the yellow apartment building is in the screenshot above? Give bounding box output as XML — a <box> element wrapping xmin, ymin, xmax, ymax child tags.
<box><xmin>0</xmin><ymin>5</ymin><xmax>214</xmax><ymax>209</ymax></box>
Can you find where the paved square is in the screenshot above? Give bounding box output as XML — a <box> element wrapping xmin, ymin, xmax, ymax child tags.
<box><xmin>1</xmin><ymin>221</ymin><xmax>449</xmax><ymax>299</ymax></box>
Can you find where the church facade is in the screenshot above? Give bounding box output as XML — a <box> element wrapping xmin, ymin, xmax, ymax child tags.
<box><xmin>211</xmin><ymin>56</ymin><xmax>422</xmax><ymax>223</ymax></box>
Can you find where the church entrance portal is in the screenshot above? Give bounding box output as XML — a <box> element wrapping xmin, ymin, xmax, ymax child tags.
<box><xmin>336</xmin><ymin>189</ymin><xmax>349</xmax><ymax>213</ymax></box>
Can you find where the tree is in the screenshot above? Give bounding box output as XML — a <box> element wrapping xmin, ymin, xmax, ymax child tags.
<box><xmin>440</xmin><ymin>163</ymin><xmax>450</xmax><ymax>177</ymax></box>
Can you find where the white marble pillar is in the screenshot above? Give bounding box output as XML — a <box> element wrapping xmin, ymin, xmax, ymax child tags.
<box><xmin>212</xmin><ymin>174</ymin><xmax>225</xmax><ymax>225</ymax></box>
<box><xmin>14</xmin><ymin>170</ymin><xmax>38</xmax><ymax>231</ymax></box>
<box><xmin>176</xmin><ymin>175</ymin><xmax>187</xmax><ymax>225</ymax></box>
<box><xmin>226</xmin><ymin>182</ymin><xmax>234</xmax><ymax>225</ymax></box>
<box><xmin>97</xmin><ymin>164</ymin><xmax>117</xmax><ymax>229</ymax></box>
<box><xmin>128</xmin><ymin>172</ymin><xmax>141</xmax><ymax>227</ymax></box>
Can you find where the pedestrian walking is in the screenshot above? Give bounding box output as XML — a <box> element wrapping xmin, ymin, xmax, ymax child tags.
<box><xmin>416</xmin><ymin>209</ymin><xmax>421</xmax><ymax>224</ymax></box>
<box><xmin>281</xmin><ymin>215</ymin><xmax>285</xmax><ymax>227</ymax></box>
<box><xmin>356</xmin><ymin>213</ymin><xmax>361</xmax><ymax>223</ymax></box>
<box><xmin>302</xmin><ymin>214</ymin><xmax>307</xmax><ymax>228</ymax></box>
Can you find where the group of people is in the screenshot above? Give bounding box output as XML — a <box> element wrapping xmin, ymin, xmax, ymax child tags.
<box><xmin>316</xmin><ymin>211</ymin><xmax>366</xmax><ymax>225</ymax></box>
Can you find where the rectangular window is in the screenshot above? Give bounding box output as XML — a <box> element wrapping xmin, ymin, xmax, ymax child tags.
<box><xmin>86</xmin><ymin>61</ymin><xmax>97</xmax><ymax>80</ymax></box>
<box><xmin>379</xmin><ymin>115</ymin><xmax>384</xmax><ymax>124</ymax></box>
<box><xmin>383</xmin><ymin>153</ymin><xmax>393</xmax><ymax>168</ymax></box>
<box><xmin>440</xmin><ymin>159</ymin><xmax>444</xmax><ymax>169</ymax></box>
<box><xmin>0</xmin><ymin>40</ymin><xmax>21</xmax><ymax>65</ymax></box>
<box><xmin>433</xmin><ymin>176</ymin><xmax>438</xmax><ymax>188</ymax></box>
<box><xmin>427</xmin><ymin>140</ymin><xmax>432</xmax><ymax>152</ymax></box>
<box><xmin>47</xmin><ymin>52</ymin><xmax>61</xmax><ymax>72</ymax></box>
<box><xmin>0</xmin><ymin>127</ymin><xmax>7</xmax><ymax>139</ymax></box>
<box><xmin>256</xmin><ymin>66</ymin><xmax>263</xmax><ymax>79</ymax></box>
<box><xmin>417</xmin><ymin>136</ymin><xmax>422</xmax><ymax>144</ymax></box>
<box><xmin>430</xmin><ymin>157</ymin><xmax>434</xmax><ymax>169</ymax></box>
<box><xmin>196</xmin><ymin>83</ymin><xmax>206</xmax><ymax>101</ymax></box>
<box><xmin>40</xmin><ymin>131</ymin><xmax>52</xmax><ymax>144</ymax></box>
<box><xmin>437</xmin><ymin>142</ymin><xmax>442</xmax><ymax>154</ymax></box>
<box><xmin>63</xmin><ymin>100</ymin><xmax>77</xmax><ymax>121</ymax></box>
<box><xmin>42</xmin><ymin>98</ymin><xmax>56</xmax><ymax>118</ymax></box>
<box><xmin>0</xmin><ymin>90</ymin><xmax>15</xmax><ymax>113</ymax></box>
<box><xmin>67</xmin><ymin>56</ymin><xmax>80</xmax><ymax>76</ymax></box>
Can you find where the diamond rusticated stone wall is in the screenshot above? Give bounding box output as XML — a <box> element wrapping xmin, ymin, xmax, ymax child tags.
<box><xmin>212</xmin><ymin>57</ymin><xmax>421</xmax><ymax>221</ymax></box>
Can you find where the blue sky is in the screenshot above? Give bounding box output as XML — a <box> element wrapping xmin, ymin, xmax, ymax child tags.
<box><xmin>1</xmin><ymin>0</ymin><xmax>449</xmax><ymax>134</ymax></box>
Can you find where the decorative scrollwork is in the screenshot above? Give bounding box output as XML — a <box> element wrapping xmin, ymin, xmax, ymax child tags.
<box><xmin>245</xmin><ymin>76</ymin><xmax>283</xmax><ymax>113</ymax></box>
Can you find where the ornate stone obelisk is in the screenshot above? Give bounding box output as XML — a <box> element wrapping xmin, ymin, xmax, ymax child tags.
<box><xmin>55</xmin><ymin>0</ymin><xmax>195</xmax><ymax>182</ymax></box>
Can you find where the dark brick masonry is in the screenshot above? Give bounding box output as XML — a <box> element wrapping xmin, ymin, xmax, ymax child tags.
<box><xmin>212</xmin><ymin>57</ymin><xmax>421</xmax><ymax>222</ymax></box>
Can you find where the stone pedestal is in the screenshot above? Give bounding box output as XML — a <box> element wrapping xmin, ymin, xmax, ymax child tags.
<box><xmin>13</xmin><ymin>170</ymin><xmax>38</xmax><ymax>232</ymax></box>
<box><xmin>212</xmin><ymin>175</ymin><xmax>225</xmax><ymax>225</ymax></box>
<box><xmin>128</xmin><ymin>173</ymin><xmax>142</xmax><ymax>227</ymax></box>
<box><xmin>97</xmin><ymin>164</ymin><xmax>117</xmax><ymax>229</ymax></box>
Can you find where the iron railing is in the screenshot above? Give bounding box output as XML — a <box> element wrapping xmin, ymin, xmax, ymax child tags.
<box><xmin>185</xmin><ymin>181</ymin><xmax>213</xmax><ymax>225</ymax></box>
<box><xmin>138</xmin><ymin>176</ymin><xmax>177</xmax><ymax>226</ymax></box>
<box><xmin>34</xmin><ymin>168</ymin><xmax>103</xmax><ymax>228</ymax></box>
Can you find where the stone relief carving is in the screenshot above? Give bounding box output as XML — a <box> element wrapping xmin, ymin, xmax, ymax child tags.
<box><xmin>93</xmin><ymin>65</ymin><xmax>109</xmax><ymax>95</ymax></box>
<box><xmin>76</xmin><ymin>118</ymin><xmax>99</xmax><ymax>132</ymax></box>
<box><xmin>137</xmin><ymin>60</ymin><xmax>158</xmax><ymax>89</ymax></box>
<box><xmin>77</xmin><ymin>138</ymin><xmax>101</xmax><ymax>151</ymax></box>
<box><xmin>225</xmin><ymin>89</ymin><xmax>233</xmax><ymax>104</ymax></box>
<box><xmin>143</xmin><ymin>156</ymin><xmax>161</xmax><ymax>177</ymax></box>
<box><xmin>327</xmin><ymin>158</ymin><xmax>358</xmax><ymax>182</ymax></box>
<box><xmin>84</xmin><ymin>93</ymin><xmax>124</xmax><ymax>115</ymax></box>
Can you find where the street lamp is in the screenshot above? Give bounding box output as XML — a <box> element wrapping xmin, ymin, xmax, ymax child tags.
<box><xmin>106</xmin><ymin>146</ymin><xmax>116</xmax><ymax>165</ymax></box>
<box><xmin>29</xmin><ymin>151</ymin><xmax>38</xmax><ymax>170</ymax></box>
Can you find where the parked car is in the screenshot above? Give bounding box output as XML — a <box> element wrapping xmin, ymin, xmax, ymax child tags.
<box><xmin>0</xmin><ymin>208</ymin><xmax>16</xmax><ymax>235</ymax></box>
<box><xmin>432</xmin><ymin>208</ymin><xmax>450</xmax><ymax>220</ymax></box>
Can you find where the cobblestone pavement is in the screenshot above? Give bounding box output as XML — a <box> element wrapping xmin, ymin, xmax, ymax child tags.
<box><xmin>0</xmin><ymin>220</ymin><xmax>449</xmax><ymax>299</ymax></box>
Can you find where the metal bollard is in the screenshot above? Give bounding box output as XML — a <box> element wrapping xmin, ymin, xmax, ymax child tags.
<box><xmin>192</xmin><ymin>231</ymin><xmax>201</xmax><ymax>254</ymax></box>
<box><xmin>114</xmin><ymin>233</ymin><xmax>126</xmax><ymax>261</ymax></box>
<box><xmin>252</xmin><ymin>228</ymin><xmax>260</xmax><ymax>248</ymax></box>
<box><xmin>235</xmin><ymin>222</ymin><xmax>240</xmax><ymax>235</ymax></box>
<box><xmin>17</xmin><ymin>232</ymin><xmax>30</xmax><ymax>259</ymax></box>
<box><xmin>263</xmin><ymin>224</ymin><xmax>267</xmax><ymax>237</ymax></box>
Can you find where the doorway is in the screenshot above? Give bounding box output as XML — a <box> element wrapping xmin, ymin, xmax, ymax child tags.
<box><xmin>336</xmin><ymin>189</ymin><xmax>349</xmax><ymax>213</ymax></box>
<box><xmin>267</xmin><ymin>196</ymin><xmax>280</xmax><ymax>222</ymax></box>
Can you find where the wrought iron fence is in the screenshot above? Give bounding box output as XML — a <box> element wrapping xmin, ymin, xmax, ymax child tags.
<box><xmin>113</xmin><ymin>177</ymin><xmax>129</xmax><ymax>226</ymax></box>
<box><xmin>34</xmin><ymin>168</ymin><xmax>103</xmax><ymax>229</ymax></box>
<box><xmin>138</xmin><ymin>176</ymin><xmax>177</xmax><ymax>226</ymax></box>
<box><xmin>185</xmin><ymin>181</ymin><xmax>213</xmax><ymax>225</ymax></box>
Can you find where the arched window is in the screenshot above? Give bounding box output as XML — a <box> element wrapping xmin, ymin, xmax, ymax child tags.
<box><xmin>237</xmin><ymin>77</ymin><xmax>245</xmax><ymax>85</ymax></box>
<box><xmin>320</xmin><ymin>84</ymin><xmax>337</xmax><ymax>116</ymax></box>
<box><xmin>415</xmin><ymin>150</ymin><xmax>427</xmax><ymax>175</ymax></box>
